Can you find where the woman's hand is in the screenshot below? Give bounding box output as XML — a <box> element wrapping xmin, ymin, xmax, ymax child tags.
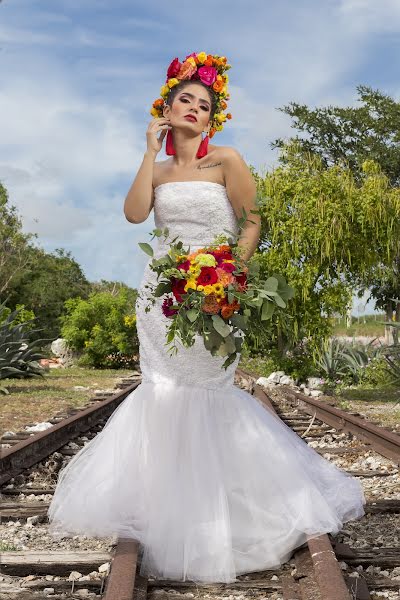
<box><xmin>146</xmin><ymin>117</ymin><xmax>172</xmax><ymax>155</ymax></box>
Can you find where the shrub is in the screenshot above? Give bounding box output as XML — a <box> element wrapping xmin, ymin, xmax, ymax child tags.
<box><xmin>60</xmin><ymin>290</ymin><xmax>139</xmax><ymax>368</ymax></box>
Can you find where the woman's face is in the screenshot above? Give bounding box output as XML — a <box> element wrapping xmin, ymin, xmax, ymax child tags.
<box><xmin>164</xmin><ymin>83</ymin><xmax>212</xmax><ymax>133</ymax></box>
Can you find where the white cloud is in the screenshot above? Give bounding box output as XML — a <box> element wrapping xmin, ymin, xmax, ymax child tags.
<box><xmin>0</xmin><ymin>0</ymin><xmax>398</xmax><ymax>295</ymax></box>
<box><xmin>339</xmin><ymin>0</ymin><xmax>400</xmax><ymax>33</ymax></box>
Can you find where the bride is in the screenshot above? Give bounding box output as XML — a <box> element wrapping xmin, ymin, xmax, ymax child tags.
<box><xmin>48</xmin><ymin>52</ymin><xmax>366</xmax><ymax>584</ymax></box>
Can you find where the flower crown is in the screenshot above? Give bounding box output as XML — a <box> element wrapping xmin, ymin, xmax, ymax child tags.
<box><xmin>150</xmin><ymin>52</ymin><xmax>232</xmax><ymax>139</ymax></box>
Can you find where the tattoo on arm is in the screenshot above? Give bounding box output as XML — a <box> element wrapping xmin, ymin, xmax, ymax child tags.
<box><xmin>196</xmin><ymin>161</ymin><xmax>222</xmax><ymax>170</ymax></box>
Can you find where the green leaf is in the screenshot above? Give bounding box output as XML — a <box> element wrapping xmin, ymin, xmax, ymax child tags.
<box><xmin>211</xmin><ymin>314</ymin><xmax>231</xmax><ymax>338</ymax></box>
<box><xmin>264</xmin><ymin>276</ymin><xmax>279</xmax><ymax>291</ymax></box>
<box><xmin>261</xmin><ymin>300</ymin><xmax>275</xmax><ymax>320</ymax></box>
<box><xmin>138</xmin><ymin>242</ymin><xmax>154</xmax><ymax>257</ymax></box>
<box><xmin>230</xmin><ymin>313</ymin><xmax>248</xmax><ymax>330</ymax></box>
<box><xmin>186</xmin><ymin>309</ymin><xmax>198</xmax><ymax>323</ymax></box>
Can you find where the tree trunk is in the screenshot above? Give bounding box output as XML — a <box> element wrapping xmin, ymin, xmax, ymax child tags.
<box><xmin>385</xmin><ymin>300</ymin><xmax>394</xmax><ymax>345</ymax></box>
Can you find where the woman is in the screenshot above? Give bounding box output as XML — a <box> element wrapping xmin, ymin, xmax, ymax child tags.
<box><xmin>48</xmin><ymin>52</ymin><xmax>366</xmax><ymax>584</ymax></box>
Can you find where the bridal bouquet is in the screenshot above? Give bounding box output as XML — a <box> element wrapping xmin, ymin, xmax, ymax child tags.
<box><xmin>138</xmin><ymin>213</ymin><xmax>295</xmax><ymax>369</ymax></box>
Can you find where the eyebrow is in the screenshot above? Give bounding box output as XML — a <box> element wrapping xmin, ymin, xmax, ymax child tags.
<box><xmin>179</xmin><ymin>92</ymin><xmax>210</xmax><ymax>107</ymax></box>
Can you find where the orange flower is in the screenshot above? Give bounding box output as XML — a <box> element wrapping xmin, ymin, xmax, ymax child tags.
<box><xmin>209</xmin><ymin>128</ymin><xmax>216</xmax><ymax>138</ymax></box>
<box><xmin>220</xmin><ymin>100</ymin><xmax>227</xmax><ymax>110</ymax></box>
<box><xmin>205</xmin><ymin>54</ymin><xmax>214</xmax><ymax>66</ymax></box>
<box><xmin>212</xmin><ymin>79</ymin><xmax>225</xmax><ymax>93</ymax></box>
<box><xmin>177</xmin><ymin>60</ymin><xmax>197</xmax><ymax>79</ymax></box>
<box><xmin>216</xmin><ymin>268</ymin><xmax>234</xmax><ymax>286</ymax></box>
<box><xmin>153</xmin><ymin>98</ymin><xmax>164</xmax><ymax>108</ymax></box>
<box><xmin>226</xmin><ymin>113</ymin><xmax>232</xmax><ymax>119</ymax></box>
<box><xmin>221</xmin><ymin>298</ymin><xmax>240</xmax><ymax>319</ymax></box>
<box><xmin>201</xmin><ymin>292</ymin><xmax>220</xmax><ymax>314</ymax></box>
<box><xmin>221</xmin><ymin>305</ymin><xmax>234</xmax><ymax>319</ymax></box>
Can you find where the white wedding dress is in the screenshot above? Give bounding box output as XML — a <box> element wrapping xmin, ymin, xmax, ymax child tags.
<box><xmin>48</xmin><ymin>180</ymin><xmax>366</xmax><ymax>583</ymax></box>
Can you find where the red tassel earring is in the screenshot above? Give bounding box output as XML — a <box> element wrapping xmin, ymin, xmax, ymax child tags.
<box><xmin>196</xmin><ymin>131</ymin><xmax>209</xmax><ymax>158</ymax></box>
<box><xmin>166</xmin><ymin>129</ymin><xmax>176</xmax><ymax>155</ymax></box>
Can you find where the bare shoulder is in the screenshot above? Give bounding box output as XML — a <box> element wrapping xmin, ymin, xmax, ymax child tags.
<box><xmin>209</xmin><ymin>145</ymin><xmax>240</xmax><ymax>162</ymax></box>
<box><xmin>219</xmin><ymin>145</ymin><xmax>245</xmax><ymax>162</ymax></box>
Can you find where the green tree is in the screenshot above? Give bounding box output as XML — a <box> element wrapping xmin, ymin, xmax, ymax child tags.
<box><xmin>0</xmin><ymin>183</ymin><xmax>35</xmax><ymax>295</ymax></box>
<box><xmin>253</xmin><ymin>145</ymin><xmax>400</xmax><ymax>360</ymax></box>
<box><xmin>272</xmin><ymin>85</ymin><xmax>400</xmax><ymax>332</ymax></box>
<box><xmin>8</xmin><ymin>247</ymin><xmax>91</xmax><ymax>340</ymax></box>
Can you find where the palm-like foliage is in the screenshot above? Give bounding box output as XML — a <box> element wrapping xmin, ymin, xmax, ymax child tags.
<box><xmin>0</xmin><ymin>301</ymin><xmax>48</xmax><ymax>394</ymax></box>
<box><xmin>315</xmin><ymin>338</ymin><xmax>374</xmax><ymax>383</ymax></box>
<box><xmin>380</xmin><ymin>318</ymin><xmax>400</xmax><ymax>386</ymax></box>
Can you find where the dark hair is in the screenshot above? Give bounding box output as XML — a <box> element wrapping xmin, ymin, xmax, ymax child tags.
<box><xmin>165</xmin><ymin>80</ymin><xmax>218</xmax><ymax>122</ymax></box>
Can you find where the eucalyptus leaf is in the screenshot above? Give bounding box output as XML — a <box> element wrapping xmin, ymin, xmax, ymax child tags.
<box><xmin>264</xmin><ymin>277</ymin><xmax>279</xmax><ymax>291</ymax></box>
<box><xmin>211</xmin><ymin>314</ymin><xmax>231</xmax><ymax>338</ymax></box>
<box><xmin>261</xmin><ymin>300</ymin><xmax>275</xmax><ymax>321</ymax></box>
<box><xmin>186</xmin><ymin>309</ymin><xmax>198</xmax><ymax>323</ymax></box>
<box><xmin>138</xmin><ymin>242</ymin><xmax>154</xmax><ymax>257</ymax></box>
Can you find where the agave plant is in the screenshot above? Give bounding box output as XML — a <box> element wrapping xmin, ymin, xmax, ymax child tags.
<box><xmin>314</xmin><ymin>338</ymin><xmax>349</xmax><ymax>381</ymax></box>
<box><xmin>0</xmin><ymin>301</ymin><xmax>48</xmax><ymax>394</ymax></box>
<box><xmin>379</xmin><ymin>320</ymin><xmax>400</xmax><ymax>386</ymax></box>
<box><xmin>339</xmin><ymin>345</ymin><xmax>370</xmax><ymax>383</ymax></box>
<box><xmin>314</xmin><ymin>337</ymin><xmax>375</xmax><ymax>383</ymax></box>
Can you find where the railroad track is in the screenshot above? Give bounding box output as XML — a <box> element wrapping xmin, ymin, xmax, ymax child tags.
<box><xmin>0</xmin><ymin>367</ymin><xmax>399</xmax><ymax>599</ymax></box>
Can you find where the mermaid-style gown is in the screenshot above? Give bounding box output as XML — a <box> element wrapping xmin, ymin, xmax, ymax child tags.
<box><xmin>48</xmin><ymin>181</ymin><xmax>366</xmax><ymax>583</ymax></box>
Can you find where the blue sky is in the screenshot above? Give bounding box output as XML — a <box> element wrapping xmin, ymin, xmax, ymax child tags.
<box><xmin>1</xmin><ymin>0</ymin><xmax>399</xmax><ymax>315</ymax></box>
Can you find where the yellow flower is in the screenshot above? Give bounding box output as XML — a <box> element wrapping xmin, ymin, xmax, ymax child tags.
<box><xmin>187</xmin><ymin>56</ymin><xmax>197</xmax><ymax>67</ymax></box>
<box><xmin>124</xmin><ymin>315</ymin><xmax>136</xmax><ymax>327</ymax></box>
<box><xmin>203</xmin><ymin>285</ymin><xmax>214</xmax><ymax>295</ymax></box>
<box><xmin>160</xmin><ymin>85</ymin><xmax>169</xmax><ymax>97</ymax></box>
<box><xmin>184</xmin><ymin>279</ymin><xmax>197</xmax><ymax>291</ymax></box>
<box><xmin>213</xmin><ymin>283</ymin><xmax>223</xmax><ymax>293</ymax></box>
<box><xmin>216</xmin><ymin>112</ymin><xmax>227</xmax><ymax>123</ymax></box>
<box><xmin>216</xmin><ymin>124</ymin><xmax>223</xmax><ymax>131</ymax></box>
<box><xmin>197</xmin><ymin>285</ymin><xmax>205</xmax><ymax>291</ymax></box>
<box><xmin>150</xmin><ymin>107</ymin><xmax>159</xmax><ymax>117</ymax></box>
<box><xmin>197</xmin><ymin>51</ymin><xmax>207</xmax><ymax>63</ymax></box>
<box><xmin>167</xmin><ymin>78</ymin><xmax>179</xmax><ymax>88</ymax></box>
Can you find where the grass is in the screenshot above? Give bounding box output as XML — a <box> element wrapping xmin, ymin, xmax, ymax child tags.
<box><xmin>332</xmin><ymin>321</ymin><xmax>386</xmax><ymax>338</ymax></box>
<box><xmin>0</xmin><ymin>367</ymin><xmax>132</xmax><ymax>435</ymax></box>
<box><xmin>335</xmin><ymin>384</ymin><xmax>400</xmax><ymax>429</ymax></box>
<box><xmin>238</xmin><ymin>353</ymin><xmax>277</xmax><ymax>378</ymax></box>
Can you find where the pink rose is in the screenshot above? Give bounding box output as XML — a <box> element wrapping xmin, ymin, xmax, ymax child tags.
<box><xmin>197</xmin><ymin>66</ymin><xmax>217</xmax><ymax>86</ymax></box>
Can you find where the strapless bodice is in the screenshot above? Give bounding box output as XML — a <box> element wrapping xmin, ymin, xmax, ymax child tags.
<box><xmin>152</xmin><ymin>181</ymin><xmax>239</xmax><ymax>254</ymax></box>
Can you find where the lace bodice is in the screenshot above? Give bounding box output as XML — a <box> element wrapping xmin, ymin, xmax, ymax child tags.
<box><xmin>152</xmin><ymin>180</ymin><xmax>239</xmax><ymax>254</ymax></box>
<box><xmin>135</xmin><ymin>180</ymin><xmax>242</xmax><ymax>390</ymax></box>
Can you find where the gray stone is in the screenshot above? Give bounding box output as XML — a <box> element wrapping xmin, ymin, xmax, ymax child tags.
<box><xmin>280</xmin><ymin>375</ymin><xmax>295</xmax><ymax>386</ymax></box>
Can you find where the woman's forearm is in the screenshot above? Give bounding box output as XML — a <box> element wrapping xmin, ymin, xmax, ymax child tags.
<box><xmin>124</xmin><ymin>151</ymin><xmax>157</xmax><ymax>224</ymax></box>
<box><xmin>237</xmin><ymin>222</ymin><xmax>261</xmax><ymax>263</ymax></box>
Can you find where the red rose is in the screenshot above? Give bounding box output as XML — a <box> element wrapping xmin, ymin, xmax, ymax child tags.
<box><xmin>220</xmin><ymin>261</ymin><xmax>236</xmax><ymax>273</ymax></box>
<box><xmin>167</xmin><ymin>57</ymin><xmax>181</xmax><ymax>79</ymax></box>
<box><xmin>197</xmin><ymin>266</ymin><xmax>218</xmax><ymax>286</ymax></box>
<box><xmin>236</xmin><ymin>272</ymin><xmax>248</xmax><ymax>290</ymax></box>
<box><xmin>218</xmin><ymin>250</ymin><xmax>233</xmax><ymax>261</ymax></box>
<box><xmin>177</xmin><ymin>260</ymin><xmax>191</xmax><ymax>271</ymax></box>
<box><xmin>171</xmin><ymin>277</ymin><xmax>187</xmax><ymax>303</ymax></box>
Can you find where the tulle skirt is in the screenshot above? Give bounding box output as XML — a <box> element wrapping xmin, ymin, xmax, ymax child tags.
<box><xmin>47</xmin><ymin>379</ymin><xmax>366</xmax><ymax>583</ymax></box>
